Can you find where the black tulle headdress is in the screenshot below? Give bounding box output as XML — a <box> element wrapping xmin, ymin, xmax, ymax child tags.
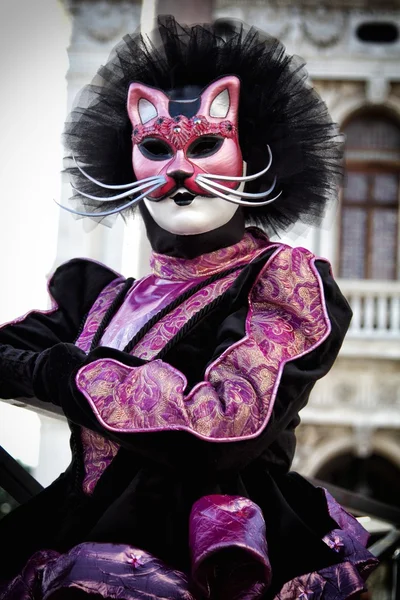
<box><xmin>64</xmin><ymin>15</ymin><xmax>343</xmax><ymax>233</ymax></box>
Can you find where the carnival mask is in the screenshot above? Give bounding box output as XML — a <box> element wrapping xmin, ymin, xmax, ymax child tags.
<box><xmin>126</xmin><ymin>76</ymin><xmax>243</xmax><ymax>235</ymax></box>
<box><xmin>67</xmin><ymin>76</ymin><xmax>280</xmax><ymax>228</ymax></box>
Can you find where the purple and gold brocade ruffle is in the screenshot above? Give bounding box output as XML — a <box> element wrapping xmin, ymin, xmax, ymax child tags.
<box><xmin>75</xmin><ymin>245</ymin><xmax>331</xmax><ymax>443</ymax></box>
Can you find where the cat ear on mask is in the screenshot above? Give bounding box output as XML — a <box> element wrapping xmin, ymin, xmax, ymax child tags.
<box><xmin>127</xmin><ymin>83</ymin><xmax>170</xmax><ymax>126</ymax></box>
<box><xmin>199</xmin><ymin>75</ymin><xmax>240</xmax><ymax>124</ymax></box>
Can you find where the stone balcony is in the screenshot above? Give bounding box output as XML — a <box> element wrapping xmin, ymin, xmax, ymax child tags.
<box><xmin>338</xmin><ymin>278</ymin><xmax>400</xmax><ymax>359</ymax></box>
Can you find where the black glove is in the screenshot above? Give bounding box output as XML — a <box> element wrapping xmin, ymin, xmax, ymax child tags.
<box><xmin>33</xmin><ymin>342</ymin><xmax>147</xmax><ymax>413</ymax></box>
<box><xmin>32</xmin><ymin>342</ymin><xmax>87</xmax><ymax>406</ymax></box>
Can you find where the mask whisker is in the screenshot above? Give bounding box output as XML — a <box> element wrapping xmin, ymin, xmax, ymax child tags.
<box><xmin>56</xmin><ymin>181</ymin><xmax>164</xmax><ymax>218</ymax></box>
<box><xmin>200</xmin><ymin>145</ymin><xmax>273</xmax><ymax>183</ymax></box>
<box><xmin>71</xmin><ymin>177</ymin><xmax>165</xmax><ymax>202</ymax></box>
<box><xmin>72</xmin><ymin>155</ymin><xmax>161</xmax><ymax>190</ymax></box>
<box><xmin>197</xmin><ymin>179</ymin><xmax>282</xmax><ymax>207</ymax></box>
<box><xmin>197</xmin><ymin>175</ymin><xmax>277</xmax><ymax>199</ymax></box>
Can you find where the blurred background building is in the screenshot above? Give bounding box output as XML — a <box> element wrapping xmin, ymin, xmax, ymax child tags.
<box><xmin>0</xmin><ymin>0</ymin><xmax>399</xmax><ymax>593</ymax></box>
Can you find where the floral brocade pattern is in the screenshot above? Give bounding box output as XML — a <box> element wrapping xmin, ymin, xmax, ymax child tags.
<box><xmin>132</xmin><ymin>269</ymin><xmax>241</xmax><ymax>360</ymax></box>
<box><xmin>249</xmin><ymin>246</ymin><xmax>330</xmax><ymax>360</ymax></box>
<box><xmin>76</xmin><ymin>245</ymin><xmax>331</xmax><ymax>441</ymax></box>
<box><xmin>150</xmin><ymin>229</ymin><xmax>271</xmax><ymax>280</ymax></box>
<box><xmin>75</xmin><ymin>277</ymin><xmax>127</xmax><ymax>353</ymax></box>
<box><xmin>75</xmin><ymin>278</ymin><xmax>125</xmax><ymax>494</ymax></box>
<box><xmin>80</xmin><ymin>427</ymin><xmax>119</xmax><ymax>495</ymax></box>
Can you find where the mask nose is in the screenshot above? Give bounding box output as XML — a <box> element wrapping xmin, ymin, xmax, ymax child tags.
<box><xmin>166</xmin><ymin>151</ymin><xmax>194</xmax><ymax>187</ymax></box>
<box><xmin>168</xmin><ymin>169</ymin><xmax>192</xmax><ymax>187</ymax></box>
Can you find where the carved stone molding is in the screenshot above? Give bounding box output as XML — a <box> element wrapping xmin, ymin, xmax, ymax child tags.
<box><xmin>300</xmin><ymin>358</ymin><xmax>400</xmax><ymax>434</ymax></box>
<box><xmin>65</xmin><ymin>1</ymin><xmax>140</xmax><ymax>44</ymax></box>
<box><xmin>366</xmin><ymin>76</ymin><xmax>390</xmax><ymax>104</ymax></box>
<box><xmin>353</xmin><ymin>424</ymin><xmax>374</xmax><ymax>458</ymax></box>
<box><xmin>315</xmin><ymin>80</ymin><xmax>400</xmax><ymax>127</ymax></box>
<box><xmin>213</xmin><ymin>3</ymin><xmax>293</xmax><ymax>40</ymax></box>
<box><xmin>301</xmin><ymin>7</ymin><xmax>347</xmax><ymax>48</ymax></box>
<box><xmin>312</xmin><ymin>81</ymin><xmax>365</xmax><ymax>124</ymax></box>
<box><xmin>215</xmin><ymin>0</ymin><xmax>400</xmax><ymax>9</ymax></box>
<box><xmin>214</xmin><ymin>1</ymin><xmax>400</xmax><ymax>59</ymax></box>
<box><xmin>215</xmin><ymin>3</ymin><xmax>349</xmax><ymax>48</ymax></box>
<box><xmin>293</xmin><ymin>424</ymin><xmax>351</xmax><ymax>473</ymax></box>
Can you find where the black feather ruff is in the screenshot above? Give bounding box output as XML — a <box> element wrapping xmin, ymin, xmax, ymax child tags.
<box><xmin>63</xmin><ymin>15</ymin><xmax>344</xmax><ymax>233</ymax></box>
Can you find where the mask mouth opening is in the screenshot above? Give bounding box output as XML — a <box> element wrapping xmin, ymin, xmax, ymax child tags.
<box><xmin>172</xmin><ymin>191</ymin><xmax>196</xmax><ymax>206</ymax></box>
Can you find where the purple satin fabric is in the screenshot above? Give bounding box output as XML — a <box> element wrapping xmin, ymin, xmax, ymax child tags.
<box><xmin>189</xmin><ymin>495</ymin><xmax>271</xmax><ymax>600</ymax></box>
<box><xmin>0</xmin><ymin>492</ymin><xmax>378</xmax><ymax>600</ymax></box>
<box><xmin>0</xmin><ymin>550</ymin><xmax>59</xmax><ymax>600</ymax></box>
<box><xmin>98</xmin><ymin>229</ymin><xmax>273</xmax><ymax>353</ymax></box>
<box><xmin>1</xmin><ymin>544</ymin><xmax>194</xmax><ymax>600</ymax></box>
<box><xmin>272</xmin><ymin>491</ymin><xmax>378</xmax><ymax>600</ymax></box>
<box><xmin>100</xmin><ymin>276</ymin><xmax>193</xmax><ymax>350</ymax></box>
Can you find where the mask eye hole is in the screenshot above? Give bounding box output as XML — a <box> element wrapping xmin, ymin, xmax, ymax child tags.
<box><xmin>138</xmin><ymin>137</ymin><xmax>174</xmax><ymax>161</ymax></box>
<box><xmin>187</xmin><ymin>135</ymin><xmax>224</xmax><ymax>158</ymax></box>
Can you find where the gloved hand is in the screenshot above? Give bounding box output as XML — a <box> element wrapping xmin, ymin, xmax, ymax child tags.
<box><xmin>32</xmin><ymin>343</ymin><xmax>87</xmax><ymax>406</ymax></box>
<box><xmin>32</xmin><ymin>342</ymin><xmax>147</xmax><ymax>407</ymax></box>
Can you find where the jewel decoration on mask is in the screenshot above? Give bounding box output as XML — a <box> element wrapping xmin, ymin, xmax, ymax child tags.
<box><xmin>131</xmin><ymin>115</ymin><xmax>237</xmax><ymax>150</ymax></box>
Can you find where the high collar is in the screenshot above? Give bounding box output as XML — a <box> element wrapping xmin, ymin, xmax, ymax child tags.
<box><xmin>139</xmin><ymin>202</ymin><xmax>246</xmax><ymax>259</ymax></box>
<box><xmin>150</xmin><ymin>228</ymin><xmax>271</xmax><ymax>281</ymax></box>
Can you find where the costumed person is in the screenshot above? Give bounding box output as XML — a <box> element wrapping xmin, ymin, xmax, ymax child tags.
<box><xmin>0</xmin><ymin>16</ymin><xmax>377</xmax><ymax>600</ymax></box>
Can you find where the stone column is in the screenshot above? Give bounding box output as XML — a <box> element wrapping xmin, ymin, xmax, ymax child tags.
<box><xmin>58</xmin><ymin>1</ymin><xmax>141</xmax><ymax>275</ymax></box>
<box><xmin>156</xmin><ymin>0</ymin><xmax>213</xmax><ymax>23</ymax></box>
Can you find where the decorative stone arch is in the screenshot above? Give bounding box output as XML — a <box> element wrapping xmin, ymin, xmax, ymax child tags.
<box><xmin>386</xmin><ymin>95</ymin><xmax>400</xmax><ymax>116</ymax></box>
<box><xmin>373</xmin><ymin>433</ymin><xmax>400</xmax><ymax>470</ymax></box>
<box><xmin>301</xmin><ymin>431</ymin><xmax>400</xmax><ymax>479</ymax></box>
<box><xmin>335</xmin><ymin>97</ymin><xmax>369</xmax><ymax>127</ymax></box>
<box><xmin>339</xmin><ymin>102</ymin><xmax>400</xmax><ymax>131</ymax></box>
<box><xmin>300</xmin><ymin>434</ymin><xmax>355</xmax><ymax>478</ymax></box>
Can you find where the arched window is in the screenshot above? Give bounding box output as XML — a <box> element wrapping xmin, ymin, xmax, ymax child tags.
<box><xmin>339</xmin><ymin>110</ymin><xmax>400</xmax><ymax>280</ymax></box>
